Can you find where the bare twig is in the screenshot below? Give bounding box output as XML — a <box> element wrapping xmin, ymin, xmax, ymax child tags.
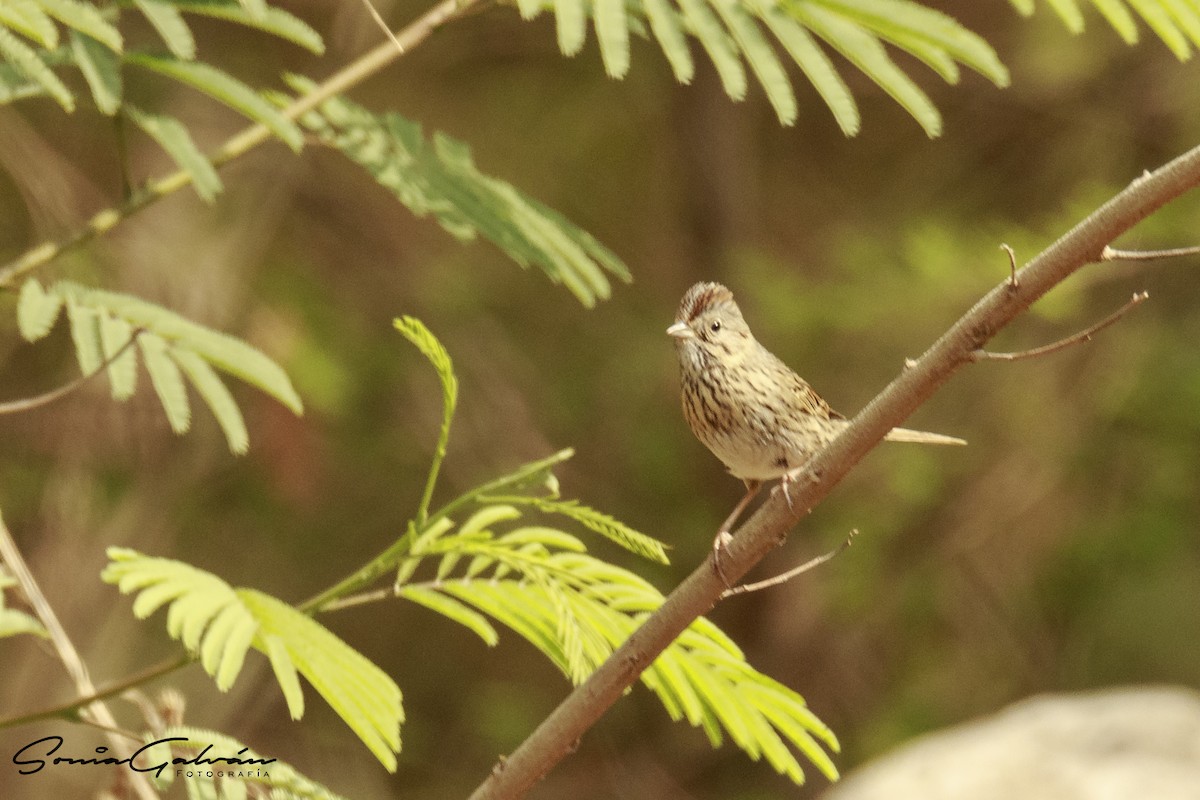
<box><xmin>0</xmin><ymin>331</ymin><xmax>143</xmax><ymax>415</ymax></box>
<box><xmin>320</xmin><ymin>586</ymin><xmax>395</xmax><ymax>612</ymax></box>
<box><xmin>0</xmin><ymin>654</ymin><xmax>190</xmax><ymax>731</ymax></box>
<box><xmin>0</xmin><ymin>0</ymin><xmax>479</xmax><ymax>291</ymax></box>
<box><xmin>0</xmin><ymin>511</ymin><xmax>159</xmax><ymax>799</ymax></box>
<box><xmin>721</xmin><ymin>530</ymin><xmax>857</xmax><ymax>599</ymax></box>
<box><xmin>1001</xmin><ymin>243</ymin><xmax>1019</xmax><ymax>288</ymax></box>
<box><xmin>1101</xmin><ymin>244</ymin><xmax>1200</xmax><ymax>261</ymax></box>
<box><xmin>466</xmin><ymin>142</ymin><xmax>1200</xmax><ymax>800</ymax></box>
<box><xmin>358</xmin><ymin>0</ymin><xmax>407</xmax><ymax>54</ymax></box>
<box><xmin>971</xmin><ymin>291</ymin><xmax>1148</xmax><ymax>363</ymax></box>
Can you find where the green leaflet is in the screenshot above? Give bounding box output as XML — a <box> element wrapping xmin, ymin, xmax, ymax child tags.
<box><xmin>103</xmin><ymin>549</ymin><xmax>404</xmax><ymax>772</ymax></box>
<box><xmin>395</xmin><ymin>317</ymin><xmax>458</xmax><ymax>526</ymax></box>
<box><xmin>17</xmin><ymin>278</ymin><xmax>303</xmax><ymax>454</ymax></box>
<box><xmin>125</xmin><ymin>104</ymin><xmax>223</xmax><ymax>201</ymax></box>
<box><xmin>0</xmin><ymin>3</ymin><xmax>59</xmax><ymax>49</ymax></box>
<box><xmin>69</xmin><ymin>30</ymin><xmax>121</xmax><ymax>114</ymax></box>
<box><xmin>289</xmin><ymin>76</ymin><xmax>630</xmax><ymax>308</ymax></box>
<box><xmin>38</xmin><ymin>0</ymin><xmax>122</xmax><ymax>52</ymax></box>
<box><xmin>1006</xmin><ymin>0</ymin><xmax>1200</xmax><ymax>58</ymax></box>
<box><xmin>134</xmin><ymin>0</ymin><xmax>197</xmax><ymax>59</ymax></box>
<box><xmin>0</xmin><ymin>565</ymin><xmax>48</xmax><ymax>640</ymax></box>
<box><xmin>0</xmin><ymin>24</ymin><xmax>72</xmax><ymax>110</ymax></box>
<box><xmin>128</xmin><ymin>53</ymin><xmax>303</xmax><ymax>150</ymax></box>
<box><xmin>167</xmin><ymin>0</ymin><xmax>324</xmax><ymax>54</ymax></box>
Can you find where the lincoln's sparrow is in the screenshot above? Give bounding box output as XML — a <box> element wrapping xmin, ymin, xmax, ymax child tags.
<box><xmin>668</xmin><ymin>281</ymin><xmax>964</xmax><ymax>577</ymax></box>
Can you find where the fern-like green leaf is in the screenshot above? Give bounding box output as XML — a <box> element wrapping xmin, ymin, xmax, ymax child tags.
<box><xmin>133</xmin><ymin>0</ymin><xmax>197</xmax><ymax>59</ymax></box>
<box><xmin>527</xmin><ymin>0</ymin><xmax>1007</xmax><ymax>133</ymax></box>
<box><xmin>20</xmin><ymin>279</ymin><xmax>302</xmax><ymax>453</ymax></box>
<box><xmin>126</xmin><ymin>104</ymin><xmax>223</xmax><ymax>201</ymax></box>
<box><xmin>394</xmin><ymin>502</ymin><xmax>835</xmax><ymax>784</ymax></box>
<box><xmin>69</xmin><ymin>30</ymin><xmax>121</xmax><ymax>114</ymax></box>
<box><xmin>103</xmin><ymin>548</ymin><xmax>256</xmax><ymax>690</ymax></box>
<box><xmin>104</xmin><ymin>549</ymin><xmax>404</xmax><ymax>772</ymax></box>
<box><xmin>442</xmin><ymin>567</ymin><xmax>839</xmax><ymax>783</ymax></box>
<box><xmin>393</xmin><ymin>316</ymin><xmax>457</xmax><ymax>419</ymax></box>
<box><xmin>128</xmin><ymin>53</ymin><xmax>303</xmax><ymax>150</ymax></box>
<box><xmin>291</xmin><ymin>78</ymin><xmax>630</xmax><ymax>306</ymax></box>
<box><xmin>0</xmin><ymin>25</ymin><xmax>72</xmax><ymax>110</ymax></box>
<box><xmin>150</xmin><ymin>726</ymin><xmax>352</xmax><ymax>800</ymax></box>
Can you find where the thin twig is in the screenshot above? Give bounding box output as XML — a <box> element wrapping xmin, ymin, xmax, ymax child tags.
<box><xmin>0</xmin><ymin>330</ymin><xmax>143</xmax><ymax>415</ymax></box>
<box><xmin>0</xmin><ymin>511</ymin><xmax>160</xmax><ymax>800</ymax></box>
<box><xmin>1001</xmin><ymin>243</ymin><xmax>1019</xmax><ymax>288</ymax></box>
<box><xmin>0</xmin><ymin>0</ymin><xmax>478</xmax><ymax>291</ymax></box>
<box><xmin>320</xmin><ymin>586</ymin><xmax>395</xmax><ymax>612</ymax></box>
<box><xmin>1101</xmin><ymin>244</ymin><xmax>1200</xmax><ymax>261</ymax></box>
<box><xmin>465</xmin><ymin>142</ymin><xmax>1200</xmax><ymax>800</ymax></box>
<box><xmin>0</xmin><ymin>654</ymin><xmax>191</xmax><ymax>731</ymax></box>
<box><xmin>720</xmin><ymin>530</ymin><xmax>856</xmax><ymax>599</ymax></box>
<box><xmin>971</xmin><ymin>291</ymin><xmax>1148</xmax><ymax>362</ymax></box>
<box><xmin>358</xmin><ymin>0</ymin><xmax>407</xmax><ymax>54</ymax></box>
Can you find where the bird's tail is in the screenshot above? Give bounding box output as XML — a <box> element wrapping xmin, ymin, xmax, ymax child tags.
<box><xmin>885</xmin><ymin>427</ymin><xmax>967</xmax><ymax>446</ymax></box>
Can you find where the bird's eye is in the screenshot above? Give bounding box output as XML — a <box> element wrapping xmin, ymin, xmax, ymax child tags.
<box><xmin>709</xmin><ymin>320</ymin><xmax>722</xmax><ymax>333</ymax></box>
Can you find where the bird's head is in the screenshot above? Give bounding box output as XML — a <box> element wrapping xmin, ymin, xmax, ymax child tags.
<box><xmin>667</xmin><ymin>282</ymin><xmax>755</xmax><ymax>369</ymax></box>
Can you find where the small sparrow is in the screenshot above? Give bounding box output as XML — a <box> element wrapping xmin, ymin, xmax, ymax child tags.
<box><xmin>668</xmin><ymin>281</ymin><xmax>964</xmax><ymax>578</ymax></box>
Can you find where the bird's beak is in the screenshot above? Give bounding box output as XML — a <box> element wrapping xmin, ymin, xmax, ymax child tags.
<box><xmin>666</xmin><ymin>322</ymin><xmax>694</xmax><ymax>339</ymax></box>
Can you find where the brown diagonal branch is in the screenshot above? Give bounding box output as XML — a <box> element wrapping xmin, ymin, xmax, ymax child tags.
<box><xmin>465</xmin><ymin>141</ymin><xmax>1200</xmax><ymax>800</ymax></box>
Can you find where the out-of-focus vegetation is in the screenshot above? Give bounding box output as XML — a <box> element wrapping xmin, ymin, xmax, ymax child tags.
<box><xmin>1</xmin><ymin>1</ymin><xmax>1199</xmax><ymax>798</ymax></box>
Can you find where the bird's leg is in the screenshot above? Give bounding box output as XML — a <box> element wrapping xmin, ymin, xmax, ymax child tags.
<box><xmin>778</xmin><ymin>472</ymin><xmax>795</xmax><ymax>511</ymax></box>
<box><xmin>712</xmin><ymin>480</ymin><xmax>762</xmax><ymax>586</ymax></box>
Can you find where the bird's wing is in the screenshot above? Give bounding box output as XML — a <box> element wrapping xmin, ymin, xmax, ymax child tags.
<box><xmin>774</xmin><ymin>352</ymin><xmax>842</xmax><ymax>421</ymax></box>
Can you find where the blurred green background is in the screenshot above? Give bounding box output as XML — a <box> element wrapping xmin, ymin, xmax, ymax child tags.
<box><xmin>2</xmin><ymin>1</ymin><xmax>1199</xmax><ymax>798</ymax></box>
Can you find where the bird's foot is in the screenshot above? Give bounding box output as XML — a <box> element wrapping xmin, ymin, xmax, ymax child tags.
<box><xmin>778</xmin><ymin>472</ymin><xmax>796</xmax><ymax>512</ymax></box>
<box><xmin>711</xmin><ymin>530</ymin><xmax>734</xmax><ymax>587</ymax></box>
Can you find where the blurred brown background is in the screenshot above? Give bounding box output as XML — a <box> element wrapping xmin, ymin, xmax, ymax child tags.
<box><xmin>1</xmin><ymin>1</ymin><xmax>1199</xmax><ymax>798</ymax></box>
